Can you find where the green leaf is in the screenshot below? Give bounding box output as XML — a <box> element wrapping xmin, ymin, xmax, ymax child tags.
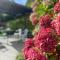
<box><xmin>48</xmin><ymin>4</ymin><xmax>54</xmax><ymax>9</ymax></box>
<box><xmin>35</xmin><ymin>24</ymin><xmax>39</xmax><ymax>31</ymax></box>
<box><xmin>32</xmin><ymin>24</ymin><xmax>39</xmax><ymax>36</ymax></box>
<box><xmin>16</xmin><ymin>53</ymin><xmax>24</xmax><ymax>60</ymax></box>
<box><xmin>36</xmin><ymin>3</ymin><xmax>48</xmax><ymax>16</ymax></box>
<box><xmin>48</xmin><ymin>55</ymin><xmax>56</xmax><ymax>60</ymax></box>
<box><xmin>52</xmin><ymin>0</ymin><xmax>58</xmax><ymax>3</ymax></box>
<box><xmin>56</xmin><ymin>45</ymin><xmax>60</xmax><ymax>50</ymax></box>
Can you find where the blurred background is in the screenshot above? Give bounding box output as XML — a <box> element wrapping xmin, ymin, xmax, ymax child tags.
<box><xmin>0</xmin><ymin>0</ymin><xmax>34</xmax><ymax>34</ymax></box>
<box><xmin>0</xmin><ymin>0</ymin><xmax>34</xmax><ymax>60</ymax></box>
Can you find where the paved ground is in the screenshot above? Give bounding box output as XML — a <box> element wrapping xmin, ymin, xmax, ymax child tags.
<box><xmin>0</xmin><ymin>37</ymin><xmax>24</xmax><ymax>60</ymax></box>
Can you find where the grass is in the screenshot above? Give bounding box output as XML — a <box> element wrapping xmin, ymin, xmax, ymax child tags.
<box><xmin>16</xmin><ymin>53</ymin><xmax>24</xmax><ymax>60</ymax></box>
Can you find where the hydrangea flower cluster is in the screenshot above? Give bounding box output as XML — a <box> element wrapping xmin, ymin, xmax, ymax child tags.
<box><xmin>30</xmin><ymin>13</ymin><xmax>38</xmax><ymax>25</ymax></box>
<box><xmin>51</xmin><ymin>13</ymin><xmax>60</xmax><ymax>35</ymax></box>
<box><xmin>23</xmin><ymin>0</ymin><xmax>60</xmax><ymax>60</ymax></box>
<box><xmin>54</xmin><ymin>2</ymin><xmax>60</xmax><ymax>12</ymax></box>
<box><xmin>39</xmin><ymin>15</ymin><xmax>51</xmax><ymax>28</ymax></box>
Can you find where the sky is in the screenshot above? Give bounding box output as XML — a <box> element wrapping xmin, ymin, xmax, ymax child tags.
<box><xmin>15</xmin><ymin>0</ymin><xmax>27</xmax><ymax>5</ymax></box>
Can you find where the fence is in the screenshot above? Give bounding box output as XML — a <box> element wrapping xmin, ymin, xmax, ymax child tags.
<box><xmin>0</xmin><ymin>34</ymin><xmax>28</xmax><ymax>45</ymax></box>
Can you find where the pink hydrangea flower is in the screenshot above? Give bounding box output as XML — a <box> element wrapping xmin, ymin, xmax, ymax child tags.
<box><xmin>38</xmin><ymin>28</ymin><xmax>53</xmax><ymax>39</ymax></box>
<box><xmin>23</xmin><ymin>47</ymin><xmax>29</xmax><ymax>59</ymax></box>
<box><xmin>51</xmin><ymin>13</ymin><xmax>60</xmax><ymax>35</ymax></box>
<box><xmin>54</xmin><ymin>2</ymin><xmax>60</xmax><ymax>12</ymax></box>
<box><xmin>40</xmin><ymin>38</ymin><xmax>57</xmax><ymax>53</ymax></box>
<box><xmin>24</xmin><ymin>38</ymin><xmax>34</xmax><ymax>48</ymax></box>
<box><xmin>39</xmin><ymin>15</ymin><xmax>51</xmax><ymax>28</ymax></box>
<box><xmin>33</xmin><ymin>28</ymin><xmax>54</xmax><ymax>49</ymax></box>
<box><xmin>34</xmin><ymin>38</ymin><xmax>41</xmax><ymax>48</ymax></box>
<box><xmin>24</xmin><ymin>48</ymin><xmax>48</xmax><ymax>60</ymax></box>
<box><xmin>23</xmin><ymin>38</ymin><xmax>34</xmax><ymax>59</ymax></box>
<box><xmin>30</xmin><ymin>13</ymin><xmax>38</xmax><ymax>25</ymax></box>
